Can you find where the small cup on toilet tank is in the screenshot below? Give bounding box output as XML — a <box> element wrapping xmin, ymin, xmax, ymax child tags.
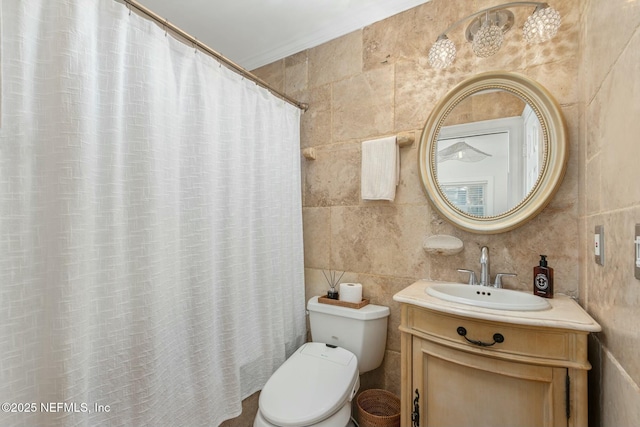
<box><xmin>339</xmin><ymin>283</ymin><xmax>362</xmax><ymax>303</ymax></box>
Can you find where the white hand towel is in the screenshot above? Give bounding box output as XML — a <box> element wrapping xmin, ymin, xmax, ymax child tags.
<box><xmin>361</xmin><ymin>136</ymin><xmax>399</xmax><ymax>201</ymax></box>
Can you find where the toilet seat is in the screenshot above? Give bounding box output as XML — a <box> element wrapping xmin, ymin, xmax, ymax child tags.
<box><xmin>254</xmin><ymin>400</ymin><xmax>352</xmax><ymax>427</ymax></box>
<box><xmin>258</xmin><ymin>342</ymin><xmax>359</xmax><ymax>427</ymax></box>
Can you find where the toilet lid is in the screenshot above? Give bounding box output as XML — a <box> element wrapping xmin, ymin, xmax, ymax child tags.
<box><xmin>260</xmin><ymin>342</ymin><xmax>358</xmax><ymax>427</ymax></box>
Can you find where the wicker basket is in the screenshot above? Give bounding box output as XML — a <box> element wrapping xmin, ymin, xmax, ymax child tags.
<box><xmin>356</xmin><ymin>389</ymin><xmax>400</xmax><ymax>427</ymax></box>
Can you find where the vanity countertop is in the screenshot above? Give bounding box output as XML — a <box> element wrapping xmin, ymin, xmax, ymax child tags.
<box><xmin>393</xmin><ymin>280</ymin><xmax>601</xmax><ymax>333</ymax></box>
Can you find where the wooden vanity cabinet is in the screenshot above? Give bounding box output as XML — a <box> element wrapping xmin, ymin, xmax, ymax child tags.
<box><xmin>399</xmin><ymin>305</ymin><xmax>591</xmax><ymax>427</ymax></box>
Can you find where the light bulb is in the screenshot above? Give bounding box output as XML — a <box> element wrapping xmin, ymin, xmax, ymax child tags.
<box><xmin>472</xmin><ymin>19</ymin><xmax>504</xmax><ymax>58</ymax></box>
<box><xmin>523</xmin><ymin>6</ymin><xmax>561</xmax><ymax>44</ymax></box>
<box><xmin>428</xmin><ymin>36</ymin><xmax>457</xmax><ymax>69</ymax></box>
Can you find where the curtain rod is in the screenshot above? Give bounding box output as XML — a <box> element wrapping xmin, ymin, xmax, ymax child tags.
<box><xmin>122</xmin><ymin>0</ymin><xmax>309</xmax><ymax>111</ymax></box>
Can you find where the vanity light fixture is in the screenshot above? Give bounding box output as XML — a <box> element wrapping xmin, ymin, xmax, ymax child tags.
<box><xmin>428</xmin><ymin>2</ymin><xmax>561</xmax><ymax>69</ymax></box>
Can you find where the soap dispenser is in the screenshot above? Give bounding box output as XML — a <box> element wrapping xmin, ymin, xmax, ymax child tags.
<box><xmin>533</xmin><ymin>255</ymin><xmax>554</xmax><ymax>298</ymax></box>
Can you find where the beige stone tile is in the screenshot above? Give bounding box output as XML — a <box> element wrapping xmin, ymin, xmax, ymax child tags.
<box><xmin>584</xmin><ymin>214</ymin><xmax>609</xmax><ymax>312</ymax></box>
<box><xmin>596</xmin><ymin>300</ymin><xmax>640</xmax><ymax>384</ymax></box>
<box><xmin>583</xmin><ymin>0</ymin><xmax>640</xmax><ymax>103</ymax></box>
<box><xmin>395</xmin><ymin>143</ymin><xmax>430</xmax><ymax>206</ymax></box>
<box><xmin>394</xmin><ymin>60</ymin><xmax>463</xmax><ymax>132</ymax></box>
<box><xmin>585</xmin><ymin>91</ymin><xmax>603</xmax><ymax>161</ymax></box>
<box><xmin>330</xmin><ymin>205</ymin><xmax>430</xmax><ymax>279</ymax></box>
<box><xmin>599</xmin><ymin>29</ymin><xmax>640</xmax><ymax>211</ymax></box>
<box><xmin>285</xmin><ymin>50</ymin><xmax>307</xmax><ymax>68</ymax></box>
<box><xmin>303</xmin><ymin>142</ymin><xmax>361</xmax><ymax>207</ymax></box>
<box><xmin>586</xmin><ymin>154</ymin><xmax>601</xmax><ymax>215</ymax></box>
<box><xmin>308</xmin><ymin>31</ymin><xmax>362</xmax><ymax>88</ymax></box>
<box><xmin>577</xmin><ymin>105</ymin><xmax>587</xmax><ymax>223</ymax></box>
<box><xmin>332</xmin><ymin>67</ymin><xmax>395</xmax><ymax>141</ymax></box>
<box><xmin>305</xmin><ymin>268</ymin><xmax>333</xmax><ymax>302</ymax></box>
<box><xmin>251</xmin><ymin>60</ymin><xmax>284</xmax><ymax>92</ymax></box>
<box><xmin>601</xmin><ymin>349</ymin><xmax>640</xmax><ymax>427</ymax></box>
<box><xmin>553</xmin><ymin>104</ymin><xmax>580</xmax><ymax>205</ymax></box>
<box><xmin>284</xmin><ymin>51</ymin><xmax>308</xmax><ymax>95</ymax></box>
<box><xmin>301</xmin><ymin>108</ymin><xmax>332</xmax><ymax>150</ymax></box>
<box><xmin>362</xmin><ymin>12</ymin><xmax>408</xmax><ymax>71</ymax></box>
<box><xmin>577</xmin><ymin>4</ymin><xmax>589</xmax><ymax>116</ymax></box>
<box><xmin>586</xmin><ymin>208</ymin><xmax>640</xmax><ymax>385</ymax></box>
<box><xmin>302</xmin><ymin>207</ymin><xmax>331</xmax><ymax>269</ymax></box>
<box><xmin>525</xmin><ymin>57</ymin><xmax>580</xmax><ymax>107</ymax></box>
<box><xmin>382</xmin><ymin>350</ymin><xmax>402</xmax><ymax>397</ymax></box>
<box><xmin>357</xmin><ymin>368</ymin><xmax>385</xmax><ymax>398</ymax></box>
<box><xmin>586</xmin><ymin>209</ymin><xmax>640</xmax><ymax>396</ymax></box>
<box><xmin>577</xmin><ymin>216</ymin><xmax>588</xmax><ymax>306</ymax></box>
<box><xmin>362</xmin><ymin>1</ymin><xmax>435</xmax><ymax>71</ymax></box>
<box><xmin>299</xmin><ymin>84</ymin><xmax>332</xmax><ymax>149</ymax></box>
<box><xmin>513</xmin><ymin>212</ymin><xmax>580</xmax><ymax>296</ymax></box>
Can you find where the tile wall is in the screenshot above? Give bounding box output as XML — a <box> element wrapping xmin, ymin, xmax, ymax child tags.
<box><xmin>579</xmin><ymin>0</ymin><xmax>640</xmax><ymax>425</ymax></box>
<box><xmin>255</xmin><ymin>0</ymin><xmax>583</xmax><ymax>395</ymax></box>
<box><xmin>225</xmin><ymin>0</ymin><xmax>640</xmax><ymax>425</ymax></box>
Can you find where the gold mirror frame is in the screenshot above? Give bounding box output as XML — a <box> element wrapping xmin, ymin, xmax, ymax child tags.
<box><xmin>418</xmin><ymin>71</ymin><xmax>568</xmax><ymax>234</ymax></box>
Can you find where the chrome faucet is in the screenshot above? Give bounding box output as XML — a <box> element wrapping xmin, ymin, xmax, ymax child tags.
<box><xmin>457</xmin><ymin>246</ymin><xmax>517</xmax><ymax>288</ymax></box>
<box><xmin>479</xmin><ymin>246</ymin><xmax>490</xmax><ymax>286</ymax></box>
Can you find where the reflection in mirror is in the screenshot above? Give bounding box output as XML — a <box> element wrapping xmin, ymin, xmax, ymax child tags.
<box><xmin>435</xmin><ymin>89</ymin><xmax>544</xmax><ymax>217</ymax></box>
<box><xmin>418</xmin><ymin>71</ymin><xmax>568</xmax><ymax>234</ymax></box>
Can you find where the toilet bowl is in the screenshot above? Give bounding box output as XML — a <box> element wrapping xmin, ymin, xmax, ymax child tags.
<box><xmin>254</xmin><ymin>296</ymin><xmax>390</xmax><ymax>427</ymax></box>
<box><xmin>253</xmin><ymin>343</ymin><xmax>358</xmax><ymax>427</ymax></box>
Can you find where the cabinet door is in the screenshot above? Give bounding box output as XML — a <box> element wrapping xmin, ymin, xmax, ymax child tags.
<box><xmin>413</xmin><ymin>336</ymin><xmax>567</xmax><ymax>427</ymax></box>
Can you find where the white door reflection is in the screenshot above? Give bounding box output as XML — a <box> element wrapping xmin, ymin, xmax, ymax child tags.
<box><xmin>437</xmin><ymin>132</ymin><xmax>507</xmax><ymax>216</ymax></box>
<box><xmin>436</xmin><ymin>114</ymin><xmax>527</xmax><ymax>217</ymax></box>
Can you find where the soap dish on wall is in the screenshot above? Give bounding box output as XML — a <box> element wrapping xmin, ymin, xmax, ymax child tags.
<box><xmin>423</xmin><ymin>234</ymin><xmax>464</xmax><ymax>256</ymax></box>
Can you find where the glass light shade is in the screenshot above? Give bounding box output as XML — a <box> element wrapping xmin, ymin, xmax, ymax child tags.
<box><xmin>523</xmin><ymin>6</ymin><xmax>561</xmax><ymax>44</ymax></box>
<box><xmin>428</xmin><ymin>37</ymin><xmax>457</xmax><ymax>69</ymax></box>
<box><xmin>437</xmin><ymin>141</ymin><xmax>492</xmax><ymax>163</ymax></box>
<box><xmin>471</xmin><ymin>20</ymin><xmax>504</xmax><ymax>58</ymax></box>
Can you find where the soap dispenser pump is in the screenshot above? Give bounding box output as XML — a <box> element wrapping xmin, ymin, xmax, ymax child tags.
<box><xmin>533</xmin><ymin>255</ymin><xmax>554</xmax><ymax>298</ymax></box>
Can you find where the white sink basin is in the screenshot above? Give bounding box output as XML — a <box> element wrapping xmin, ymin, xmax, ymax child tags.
<box><xmin>426</xmin><ymin>282</ymin><xmax>550</xmax><ymax>311</ymax></box>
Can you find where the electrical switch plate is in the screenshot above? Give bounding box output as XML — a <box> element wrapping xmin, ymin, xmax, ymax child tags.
<box><xmin>635</xmin><ymin>224</ymin><xmax>640</xmax><ymax>280</ymax></box>
<box><xmin>595</xmin><ymin>225</ymin><xmax>604</xmax><ymax>266</ymax></box>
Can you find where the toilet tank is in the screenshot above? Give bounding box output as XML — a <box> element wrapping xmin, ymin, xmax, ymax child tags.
<box><xmin>307</xmin><ymin>296</ymin><xmax>390</xmax><ymax>374</ymax></box>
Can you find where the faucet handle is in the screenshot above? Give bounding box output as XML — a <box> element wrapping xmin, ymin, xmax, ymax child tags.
<box><xmin>457</xmin><ymin>269</ymin><xmax>478</xmax><ymax>285</ymax></box>
<box><xmin>494</xmin><ymin>273</ymin><xmax>517</xmax><ymax>288</ymax></box>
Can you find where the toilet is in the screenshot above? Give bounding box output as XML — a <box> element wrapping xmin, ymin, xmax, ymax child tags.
<box><xmin>254</xmin><ymin>296</ymin><xmax>390</xmax><ymax>427</ymax></box>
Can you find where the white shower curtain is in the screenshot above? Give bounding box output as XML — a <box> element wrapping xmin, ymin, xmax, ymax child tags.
<box><xmin>0</xmin><ymin>1</ymin><xmax>306</xmax><ymax>426</ymax></box>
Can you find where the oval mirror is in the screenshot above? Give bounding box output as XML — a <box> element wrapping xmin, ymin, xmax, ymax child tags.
<box><xmin>418</xmin><ymin>72</ymin><xmax>568</xmax><ymax>234</ymax></box>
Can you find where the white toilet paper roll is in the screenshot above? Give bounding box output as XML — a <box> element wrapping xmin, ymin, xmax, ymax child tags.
<box><xmin>339</xmin><ymin>283</ymin><xmax>363</xmax><ymax>303</ymax></box>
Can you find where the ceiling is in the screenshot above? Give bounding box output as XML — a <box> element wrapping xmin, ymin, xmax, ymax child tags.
<box><xmin>136</xmin><ymin>0</ymin><xmax>431</xmax><ymax>70</ymax></box>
